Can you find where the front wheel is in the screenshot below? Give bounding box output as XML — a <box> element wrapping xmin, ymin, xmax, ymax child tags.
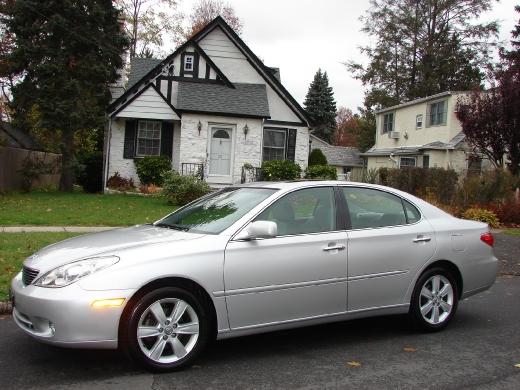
<box><xmin>409</xmin><ymin>267</ymin><xmax>459</xmax><ymax>332</ymax></box>
<box><xmin>121</xmin><ymin>287</ymin><xmax>211</xmax><ymax>371</ymax></box>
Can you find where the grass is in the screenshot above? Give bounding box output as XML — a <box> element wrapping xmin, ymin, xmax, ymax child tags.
<box><xmin>503</xmin><ymin>228</ymin><xmax>520</xmax><ymax>236</ymax></box>
<box><xmin>0</xmin><ymin>232</ymin><xmax>83</xmax><ymax>300</ymax></box>
<box><xmin>0</xmin><ymin>192</ymin><xmax>176</xmax><ymax>226</ymax></box>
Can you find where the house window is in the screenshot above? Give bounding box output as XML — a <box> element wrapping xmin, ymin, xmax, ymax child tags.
<box><xmin>184</xmin><ymin>55</ymin><xmax>194</xmax><ymax>71</ymax></box>
<box><xmin>429</xmin><ymin>100</ymin><xmax>448</xmax><ymax>126</ymax></box>
<box><xmin>137</xmin><ymin>120</ymin><xmax>161</xmax><ymax>156</ymax></box>
<box><xmin>400</xmin><ymin>156</ymin><xmax>416</xmax><ymax>168</ymax></box>
<box><xmin>416</xmin><ymin>114</ymin><xmax>423</xmax><ymax>129</ymax></box>
<box><xmin>422</xmin><ymin>155</ymin><xmax>430</xmax><ymax>168</ymax></box>
<box><xmin>263</xmin><ymin>129</ymin><xmax>286</xmax><ymax>161</ymax></box>
<box><xmin>382</xmin><ymin>112</ymin><xmax>394</xmax><ymax>133</ymax></box>
<box><xmin>467</xmin><ymin>155</ymin><xmax>482</xmax><ymax>176</ymax></box>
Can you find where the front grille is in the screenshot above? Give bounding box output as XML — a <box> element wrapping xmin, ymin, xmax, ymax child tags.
<box><xmin>22</xmin><ymin>266</ymin><xmax>39</xmax><ymax>286</ymax></box>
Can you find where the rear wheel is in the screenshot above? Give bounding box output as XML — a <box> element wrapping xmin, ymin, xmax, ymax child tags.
<box><xmin>410</xmin><ymin>267</ymin><xmax>458</xmax><ymax>332</ymax></box>
<box><xmin>121</xmin><ymin>287</ymin><xmax>211</xmax><ymax>371</ymax></box>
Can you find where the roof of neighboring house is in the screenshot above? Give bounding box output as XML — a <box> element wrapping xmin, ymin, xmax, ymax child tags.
<box><xmin>310</xmin><ymin>135</ymin><xmax>364</xmax><ymax>167</ymax></box>
<box><xmin>375</xmin><ymin>91</ymin><xmax>468</xmax><ymax>114</ymax></box>
<box><xmin>361</xmin><ymin>132</ymin><xmax>466</xmax><ymax>156</ymax></box>
<box><xmin>0</xmin><ymin>121</ymin><xmax>42</xmax><ymax>151</ymax></box>
<box><xmin>126</xmin><ymin>58</ymin><xmax>162</xmax><ymax>90</ymax></box>
<box><xmin>109</xmin><ymin>85</ymin><xmax>125</xmax><ymax>102</ymax></box>
<box><xmin>177</xmin><ymin>82</ymin><xmax>270</xmax><ymax>118</ymax></box>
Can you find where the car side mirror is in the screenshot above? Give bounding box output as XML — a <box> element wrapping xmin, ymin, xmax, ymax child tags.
<box><xmin>237</xmin><ymin>220</ymin><xmax>277</xmax><ymax>240</ymax></box>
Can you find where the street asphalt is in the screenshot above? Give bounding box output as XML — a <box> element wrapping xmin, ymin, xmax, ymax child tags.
<box><xmin>0</xmin><ymin>236</ymin><xmax>519</xmax><ymax>390</ymax></box>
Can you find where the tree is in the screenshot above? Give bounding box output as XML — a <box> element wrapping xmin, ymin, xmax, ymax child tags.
<box><xmin>185</xmin><ymin>0</ymin><xmax>242</xmax><ymax>39</ymax></box>
<box><xmin>308</xmin><ymin>148</ymin><xmax>328</xmax><ymax>166</ymax></box>
<box><xmin>348</xmin><ymin>0</ymin><xmax>498</xmax><ymax>111</ymax></box>
<box><xmin>356</xmin><ymin>102</ymin><xmax>377</xmax><ymax>153</ymax></box>
<box><xmin>334</xmin><ymin>107</ymin><xmax>360</xmax><ymax>147</ymax></box>
<box><xmin>456</xmin><ymin>7</ymin><xmax>520</xmax><ymax>175</ymax></box>
<box><xmin>5</xmin><ymin>0</ymin><xmax>128</xmax><ymax>190</ymax></box>
<box><xmin>304</xmin><ymin>69</ymin><xmax>337</xmax><ymax>143</ymax></box>
<box><xmin>115</xmin><ymin>0</ymin><xmax>184</xmax><ymax>58</ymax></box>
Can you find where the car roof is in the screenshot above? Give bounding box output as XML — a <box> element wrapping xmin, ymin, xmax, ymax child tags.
<box><xmin>235</xmin><ymin>180</ymin><xmax>381</xmax><ymax>190</ymax></box>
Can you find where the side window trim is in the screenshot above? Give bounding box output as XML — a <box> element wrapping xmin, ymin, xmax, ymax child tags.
<box><xmin>334</xmin><ymin>185</ymin><xmax>351</xmax><ymax>230</ymax></box>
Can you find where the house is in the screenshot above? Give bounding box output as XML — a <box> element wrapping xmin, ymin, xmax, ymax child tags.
<box><xmin>362</xmin><ymin>91</ymin><xmax>490</xmax><ymax>175</ymax></box>
<box><xmin>309</xmin><ymin>134</ymin><xmax>364</xmax><ymax>180</ymax></box>
<box><xmin>104</xmin><ymin>17</ymin><xmax>310</xmax><ymax>189</ymax></box>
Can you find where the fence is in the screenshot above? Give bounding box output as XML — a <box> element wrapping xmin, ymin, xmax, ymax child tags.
<box><xmin>0</xmin><ymin>146</ymin><xmax>61</xmax><ymax>191</ymax></box>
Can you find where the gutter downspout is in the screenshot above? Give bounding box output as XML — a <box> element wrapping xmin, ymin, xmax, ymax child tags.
<box><xmin>103</xmin><ymin>118</ymin><xmax>112</xmax><ymax>193</ymax></box>
<box><xmin>389</xmin><ymin>152</ymin><xmax>398</xmax><ymax>167</ymax></box>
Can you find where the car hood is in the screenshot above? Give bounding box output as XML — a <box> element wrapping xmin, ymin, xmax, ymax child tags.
<box><xmin>23</xmin><ymin>225</ymin><xmax>205</xmax><ymax>271</ymax></box>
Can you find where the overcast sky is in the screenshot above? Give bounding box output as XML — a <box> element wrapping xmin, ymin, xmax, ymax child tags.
<box><xmin>178</xmin><ymin>0</ymin><xmax>519</xmax><ymax>113</ymax></box>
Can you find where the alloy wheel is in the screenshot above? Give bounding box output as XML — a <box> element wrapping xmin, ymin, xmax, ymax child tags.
<box><xmin>419</xmin><ymin>275</ymin><xmax>454</xmax><ymax>325</ymax></box>
<box><xmin>137</xmin><ymin>298</ymin><xmax>199</xmax><ymax>364</ymax></box>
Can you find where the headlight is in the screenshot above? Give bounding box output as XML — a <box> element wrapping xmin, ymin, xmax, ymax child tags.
<box><xmin>34</xmin><ymin>256</ymin><xmax>119</xmax><ymax>288</ymax></box>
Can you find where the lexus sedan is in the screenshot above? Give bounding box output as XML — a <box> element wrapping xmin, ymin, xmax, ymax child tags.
<box><xmin>11</xmin><ymin>181</ymin><xmax>497</xmax><ymax>371</ymax></box>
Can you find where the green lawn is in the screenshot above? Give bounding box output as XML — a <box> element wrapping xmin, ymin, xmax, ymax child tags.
<box><xmin>503</xmin><ymin>228</ymin><xmax>520</xmax><ymax>236</ymax></box>
<box><xmin>0</xmin><ymin>192</ymin><xmax>176</xmax><ymax>226</ymax></box>
<box><xmin>0</xmin><ymin>232</ymin><xmax>83</xmax><ymax>300</ymax></box>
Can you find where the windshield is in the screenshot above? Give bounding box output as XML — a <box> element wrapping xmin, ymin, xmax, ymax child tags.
<box><xmin>155</xmin><ymin>187</ymin><xmax>277</xmax><ymax>234</ymax></box>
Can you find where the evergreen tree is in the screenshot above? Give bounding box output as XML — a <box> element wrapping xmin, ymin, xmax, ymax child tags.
<box><xmin>304</xmin><ymin>69</ymin><xmax>337</xmax><ymax>143</ymax></box>
<box><xmin>348</xmin><ymin>0</ymin><xmax>498</xmax><ymax>111</ymax></box>
<box><xmin>5</xmin><ymin>0</ymin><xmax>128</xmax><ymax>190</ymax></box>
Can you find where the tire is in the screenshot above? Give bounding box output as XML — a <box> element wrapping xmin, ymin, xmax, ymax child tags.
<box><xmin>409</xmin><ymin>267</ymin><xmax>459</xmax><ymax>332</ymax></box>
<box><xmin>121</xmin><ymin>286</ymin><xmax>211</xmax><ymax>371</ymax></box>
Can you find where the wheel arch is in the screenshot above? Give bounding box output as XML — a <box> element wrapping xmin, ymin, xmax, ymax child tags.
<box><xmin>422</xmin><ymin>260</ymin><xmax>464</xmax><ymax>299</ymax></box>
<box><xmin>118</xmin><ymin>276</ymin><xmax>218</xmax><ymax>343</ymax></box>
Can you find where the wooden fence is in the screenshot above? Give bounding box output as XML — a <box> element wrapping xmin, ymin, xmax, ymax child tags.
<box><xmin>0</xmin><ymin>146</ymin><xmax>61</xmax><ymax>192</ymax></box>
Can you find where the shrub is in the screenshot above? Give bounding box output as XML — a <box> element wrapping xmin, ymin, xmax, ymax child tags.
<box><xmin>462</xmin><ymin>208</ymin><xmax>500</xmax><ymax>228</ymax></box>
<box><xmin>261</xmin><ymin>160</ymin><xmax>302</xmax><ymax>181</ymax></box>
<box><xmin>162</xmin><ymin>171</ymin><xmax>211</xmax><ymax>205</ymax></box>
<box><xmin>135</xmin><ymin>156</ymin><xmax>171</xmax><ymax>186</ymax></box>
<box><xmin>486</xmin><ymin>199</ymin><xmax>520</xmax><ymax>225</ymax></box>
<box><xmin>308</xmin><ymin>148</ymin><xmax>328</xmax><ymax>166</ymax></box>
<box><xmin>18</xmin><ymin>153</ymin><xmax>57</xmax><ymax>192</ymax></box>
<box><xmin>107</xmin><ymin>172</ymin><xmax>134</xmax><ymax>191</ymax></box>
<box><xmin>76</xmin><ymin>151</ymin><xmax>103</xmax><ymax>193</ymax></box>
<box><xmin>305</xmin><ymin>164</ymin><xmax>338</xmax><ymax>180</ymax></box>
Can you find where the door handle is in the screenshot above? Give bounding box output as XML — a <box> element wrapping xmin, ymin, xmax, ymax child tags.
<box><xmin>413</xmin><ymin>236</ymin><xmax>431</xmax><ymax>243</ymax></box>
<box><xmin>323</xmin><ymin>244</ymin><xmax>346</xmax><ymax>251</ymax></box>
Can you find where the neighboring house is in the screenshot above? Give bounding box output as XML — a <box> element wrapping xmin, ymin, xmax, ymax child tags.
<box><xmin>104</xmin><ymin>17</ymin><xmax>310</xmax><ymax>189</ymax></box>
<box><xmin>309</xmin><ymin>134</ymin><xmax>364</xmax><ymax>180</ymax></box>
<box><xmin>362</xmin><ymin>91</ymin><xmax>490</xmax><ymax>175</ymax></box>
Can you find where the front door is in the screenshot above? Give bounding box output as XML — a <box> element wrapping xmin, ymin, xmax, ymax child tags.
<box><xmin>224</xmin><ymin>186</ymin><xmax>348</xmax><ymax>329</ymax></box>
<box><xmin>209</xmin><ymin>127</ymin><xmax>232</xmax><ymax>182</ymax></box>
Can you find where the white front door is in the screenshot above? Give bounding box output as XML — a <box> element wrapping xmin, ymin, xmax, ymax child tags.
<box><xmin>209</xmin><ymin>127</ymin><xmax>233</xmax><ymax>182</ymax></box>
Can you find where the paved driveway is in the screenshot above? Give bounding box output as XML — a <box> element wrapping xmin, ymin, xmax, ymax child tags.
<box><xmin>0</xmin><ymin>235</ymin><xmax>519</xmax><ymax>390</ymax></box>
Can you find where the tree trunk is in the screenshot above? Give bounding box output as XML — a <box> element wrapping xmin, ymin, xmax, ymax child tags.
<box><xmin>59</xmin><ymin>129</ymin><xmax>75</xmax><ymax>191</ymax></box>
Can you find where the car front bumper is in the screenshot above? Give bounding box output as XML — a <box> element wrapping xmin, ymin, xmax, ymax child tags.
<box><xmin>10</xmin><ymin>272</ymin><xmax>136</xmax><ymax>349</ymax></box>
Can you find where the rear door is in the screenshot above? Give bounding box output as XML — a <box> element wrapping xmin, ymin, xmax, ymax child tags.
<box><xmin>340</xmin><ymin>186</ymin><xmax>436</xmax><ymax>311</ymax></box>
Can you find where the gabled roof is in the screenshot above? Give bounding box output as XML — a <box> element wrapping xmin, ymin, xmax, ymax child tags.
<box><xmin>126</xmin><ymin>58</ymin><xmax>162</xmax><ymax>90</ymax></box>
<box><xmin>177</xmin><ymin>81</ymin><xmax>270</xmax><ymax>118</ymax></box>
<box><xmin>0</xmin><ymin>121</ymin><xmax>42</xmax><ymax>151</ymax></box>
<box><xmin>108</xmin><ymin>16</ymin><xmax>309</xmax><ymax>124</ymax></box>
<box><xmin>310</xmin><ymin>135</ymin><xmax>363</xmax><ymax>167</ymax></box>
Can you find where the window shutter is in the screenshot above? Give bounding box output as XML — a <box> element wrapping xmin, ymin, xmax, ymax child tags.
<box><xmin>286</xmin><ymin>128</ymin><xmax>297</xmax><ymax>161</ymax></box>
<box><xmin>123</xmin><ymin>120</ymin><xmax>137</xmax><ymax>159</ymax></box>
<box><xmin>161</xmin><ymin>122</ymin><xmax>174</xmax><ymax>158</ymax></box>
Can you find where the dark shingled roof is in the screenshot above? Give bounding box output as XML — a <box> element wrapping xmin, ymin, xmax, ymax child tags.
<box><xmin>310</xmin><ymin>135</ymin><xmax>364</xmax><ymax>167</ymax></box>
<box><xmin>0</xmin><ymin>121</ymin><xmax>42</xmax><ymax>151</ymax></box>
<box><xmin>177</xmin><ymin>82</ymin><xmax>270</xmax><ymax>118</ymax></box>
<box><xmin>126</xmin><ymin>58</ymin><xmax>162</xmax><ymax>90</ymax></box>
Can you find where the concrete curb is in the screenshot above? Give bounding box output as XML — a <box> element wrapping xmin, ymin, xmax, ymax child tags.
<box><xmin>0</xmin><ymin>226</ymin><xmax>120</xmax><ymax>233</ymax></box>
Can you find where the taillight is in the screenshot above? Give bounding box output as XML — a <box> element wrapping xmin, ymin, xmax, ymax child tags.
<box><xmin>480</xmin><ymin>232</ymin><xmax>494</xmax><ymax>247</ymax></box>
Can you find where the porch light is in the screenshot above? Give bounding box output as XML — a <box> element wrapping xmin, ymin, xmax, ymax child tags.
<box><xmin>243</xmin><ymin>124</ymin><xmax>249</xmax><ymax>139</ymax></box>
<box><xmin>197</xmin><ymin>121</ymin><xmax>202</xmax><ymax>135</ymax></box>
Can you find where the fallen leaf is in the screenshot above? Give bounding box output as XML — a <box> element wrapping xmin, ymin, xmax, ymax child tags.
<box><xmin>403</xmin><ymin>347</ymin><xmax>418</xmax><ymax>352</ymax></box>
<box><xmin>347</xmin><ymin>361</ymin><xmax>361</xmax><ymax>367</ymax></box>
<box><xmin>514</xmin><ymin>363</ymin><xmax>520</xmax><ymax>369</ymax></box>
<box><xmin>46</xmin><ymin>208</ymin><xmax>52</xmax><ymax>212</ymax></box>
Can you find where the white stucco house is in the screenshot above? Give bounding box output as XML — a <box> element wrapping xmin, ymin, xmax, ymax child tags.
<box><xmin>362</xmin><ymin>91</ymin><xmax>490</xmax><ymax>175</ymax></box>
<box><xmin>103</xmin><ymin>16</ymin><xmax>310</xmax><ymax>189</ymax></box>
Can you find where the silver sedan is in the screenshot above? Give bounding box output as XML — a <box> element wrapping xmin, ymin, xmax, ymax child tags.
<box><xmin>11</xmin><ymin>181</ymin><xmax>498</xmax><ymax>371</ymax></box>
